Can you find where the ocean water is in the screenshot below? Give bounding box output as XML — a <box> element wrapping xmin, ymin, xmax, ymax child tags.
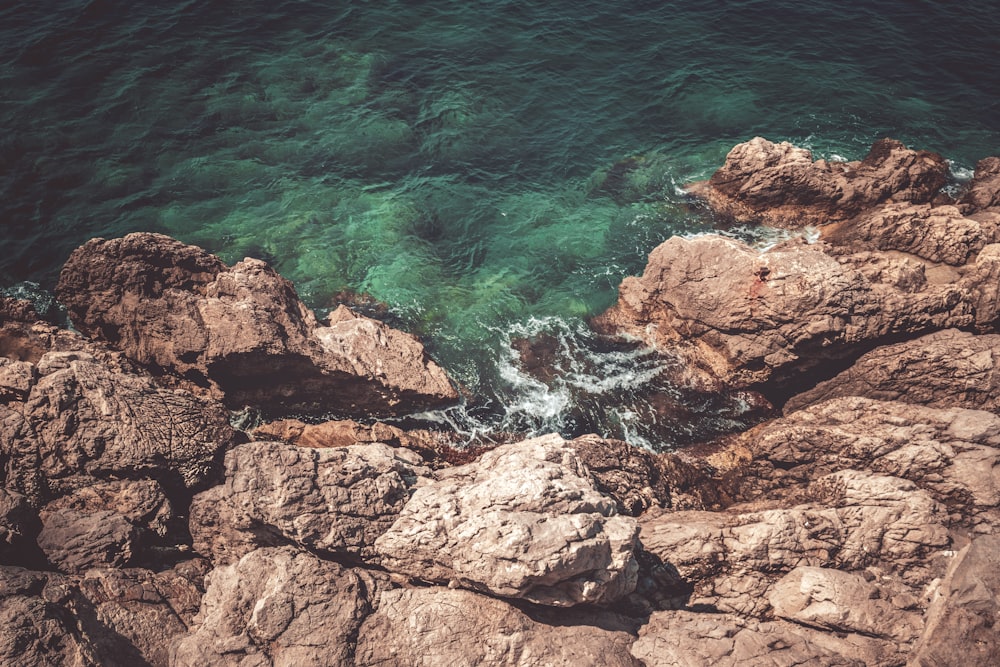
<box><xmin>3</xmin><ymin>1</ymin><xmax>999</xmax><ymax>448</ymax></box>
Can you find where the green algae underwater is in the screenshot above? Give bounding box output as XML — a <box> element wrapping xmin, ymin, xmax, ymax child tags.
<box><xmin>2</xmin><ymin>1</ymin><xmax>999</xmax><ymax>448</ymax></box>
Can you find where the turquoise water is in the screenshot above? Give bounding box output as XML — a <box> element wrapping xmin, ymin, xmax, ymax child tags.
<box><xmin>3</xmin><ymin>1</ymin><xmax>999</xmax><ymax>447</ymax></box>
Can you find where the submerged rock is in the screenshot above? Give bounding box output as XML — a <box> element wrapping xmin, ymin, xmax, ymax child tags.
<box><xmin>56</xmin><ymin>232</ymin><xmax>458</xmax><ymax>416</ymax></box>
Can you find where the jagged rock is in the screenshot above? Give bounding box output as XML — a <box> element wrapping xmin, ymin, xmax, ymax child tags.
<box><xmin>737</xmin><ymin>397</ymin><xmax>1000</xmax><ymax>531</ymax></box>
<box><xmin>785</xmin><ymin>330</ymin><xmax>1000</xmax><ymax>413</ymax></box>
<box><xmin>374</xmin><ymin>434</ymin><xmax>639</xmax><ymax>606</ymax></box>
<box><xmin>55</xmin><ymin>233</ymin><xmax>457</xmax><ymax>416</ymax></box>
<box><xmin>593</xmin><ymin>234</ymin><xmax>972</xmax><ymax>393</ymax></box>
<box><xmin>0</xmin><ymin>489</ymin><xmax>39</xmax><ymax>565</ymax></box>
<box><xmin>1</xmin><ymin>349</ymin><xmax>235</xmax><ymax>506</ymax></box>
<box><xmin>689</xmin><ymin>136</ymin><xmax>949</xmax><ymax>228</ymax></box>
<box><xmin>960</xmin><ymin>156</ymin><xmax>1000</xmax><ymax>213</ymax></box>
<box><xmin>169</xmin><ymin>547</ymin><xmax>381</xmax><ymax>667</ymax></box>
<box><xmin>769</xmin><ymin>566</ymin><xmax>921</xmax><ymax>642</ymax></box>
<box><xmin>355</xmin><ymin>586</ymin><xmax>641</xmax><ymax>667</ymax></box>
<box><xmin>639</xmin><ymin>470</ymin><xmax>950</xmax><ymax>616</ymax></box>
<box><xmin>910</xmin><ymin>535</ymin><xmax>1000</xmax><ymax>666</ymax></box>
<box><xmin>631</xmin><ymin>609</ymin><xmax>902</xmax><ymax>667</ymax></box>
<box><xmin>0</xmin><ymin>357</ymin><xmax>35</xmax><ymax>401</ymax></box>
<box><xmin>0</xmin><ymin>567</ymin><xmax>103</xmax><ymax>666</ymax></box>
<box><xmin>958</xmin><ymin>243</ymin><xmax>1000</xmax><ymax>330</ymax></box>
<box><xmin>37</xmin><ymin>480</ymin><xmax>175</xmax><ymax>573</ymax></box>
<box><xmin>189</xmin><ymin>440</ymin><xmax>429</xmax><ymax>564</ymax></box>
<box><xmin>824</xmin><ymin>202</ymin><xmax>1000</xmax><ymax>265</ymax></box>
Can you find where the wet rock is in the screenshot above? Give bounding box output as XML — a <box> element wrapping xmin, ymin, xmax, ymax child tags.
<box><xmin>910</xmin><ymin>535</ymin><xmax>1000</xmax><ymax>667</ymax></box>
<box><xmin>56</xmin><ymin>233</ymin><xmax>457</xmax><ymax>416</ymax></box>
<box><xmin>169</xmin><ymin>546</ymin><xmax>380</xmax><ymax>667</ymax></box>
<box><xmin>959</xmin><ymin>156</ymin><xmax>1000</xmax><ymax>213</ymax></box>
<box><xmin>631</xmin><ymin>609</ymin><xmax>901</xmax><ymax>667</ymax></box>
<box><xmin>593</xmin><ymin>234</ymin><xmax>972</xmax><ymax>393</ymax></box>
<box><xmin>374</xmin><ymin>434</ymin><xmax>639</xmax><ymax>606</ymax></box>
<box><xmin>824</xmin><ymin>202</ymin><xmax>1000</xmax><ymax>265</ymax></box>
<box><xmin>690</xmin><ymin>136</ymin><xmax>949</xmax><ymax>228</ymax></box>
<box><xmin>355</xmin><ymin>586</ymin><xmax>641</xmax><ymax>667</ymax></box>
<box><xmin>1</xmin><ymin>349</ymin><xmax>236</xmax><ymax>506</ymax></box>
<box><xmin>785</xmin><ymin>330</ymin><xmax>1000</xmax><ymax>413</ymax></box>
<box><xmin>189</xmin><ymin>440</ymin><xmax>429</xmax><ymax>564</ymax></box>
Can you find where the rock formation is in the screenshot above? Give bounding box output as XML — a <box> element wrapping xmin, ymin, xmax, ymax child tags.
<box><xmin>56</xmin><ymin>233</ymin><xmax>458</xmax><ymax>416</ymax></box>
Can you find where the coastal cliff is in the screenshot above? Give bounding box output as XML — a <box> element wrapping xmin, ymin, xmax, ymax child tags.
<box><xmin>2</xmin><ymin>137</ymin><xmax>999</xmax><ymax>666</ymax></box>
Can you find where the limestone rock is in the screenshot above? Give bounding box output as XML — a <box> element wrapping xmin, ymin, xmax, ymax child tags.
<box><xmin>55</xmin><ymin>233</ymin><xmax>457</xmax><ymax>416</ymax></box>
<box><xmin>691</xmin><ymin>136</ymin><xmax>949</xmax><ymax>228</ymax></box>
<box><xmin>593</xmin><ymin>234</ymin><xmax>971</xmax><ymax>392</ymax></box>
<box><xmin>169</xmin><ymin>547</ymin><xmax>379</xmax><ymax>667</ymax></box>
<box><xmin>374</xmin><ymin>434</ymin><xmax>639</xmax><ymax>606</ymax></box>
<box><xmin>631</xmin><ymin>609</ymin><xmax>900</xmax><ymax>667</ymax></box>
<box><xmin>189</xmin><ymin>440</ymin><xmax>429</xmax><ymax>564</ymax></box>
<box><xmin>785</xmin><ymin>330</ymin><xmax>1000</xmax><ymax>413</ymax></box>
<box><xmin>1</xmin><ymin>350</ymin><xmax>235</xmax><ymax>506</ymax></box>
<box><xmin>355</xmin><ymin>586</ymin><xmax>641</xmax><ymax>667</ymax></box>
<box><xmin>910</xmin><ymin>535</ymin><xmax>1000</xmax><ymax>666</ymax></box>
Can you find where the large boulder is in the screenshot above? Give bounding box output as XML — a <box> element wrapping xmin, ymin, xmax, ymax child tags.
<box><xmin>355</xmin><ymin>586</ymin><xmax>641</xmax><ymax>667</ymax></box>
<box><xmin>169</xmin><ymin>547</ymin><xmax>381</xmax><ymax>667</ymax></box>
<box><xmin>785</xmin><ymin>329</ymin><xmax>1000</xmax><ymax>413</ymax></box>
<box><xmin>188</xmin><ymin>440</ymin><xmax>430</xmax><ymax>564</ymax></box>
<box><xmin>690</xmin><ymin>136</ymin><xmax>949</xmax><ymax>228</ymax></box>
<box><xmin>55</xmin><ymin>233</ymin><xmax>457</xmax><ymax>416</ymax></box>
<box><xmin>374</xmin><ymin>434</ymin><xmax>639</xmax><ymax>606</ymax></box>
<box><xmin>593</xmin><ymin>234</ymin><xmax>973</xmax><ymax>393</ymax></box>
<box><xmin>1</xmin><ymin>349</ymin><xmax>236</xmax><ymax>506</ymax></box>
<box><xmin>959</xmin><ymin>156</ymin><xmax>1000</xmax><ymax>213</ymax></box>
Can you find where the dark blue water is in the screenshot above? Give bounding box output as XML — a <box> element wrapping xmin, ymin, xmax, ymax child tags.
<box><xmin>3</xmin><ymin>1</ymin><xmax>999</xmax><ymax>447</ymax></box>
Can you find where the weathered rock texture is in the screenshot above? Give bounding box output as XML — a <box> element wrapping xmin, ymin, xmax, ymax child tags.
<box><xmin>786</xmin><ymin>329</ymin><xmax>1000</xmax><ymax>413</ymax></box>
<box><xmin>375</xmin><ymin>434</ymin><xmax>639</xmax><ymax>606</ymax></box>
<box><xmin>691</xmin><ymin>136</ymin><xmax>949</xmax><ymax>228</ymax></box>
<box><xmin>356</xmin><ymin>586</ymin><xmax>641</xmax><ymax>667</ymax></box>
<box><xmin>960</xmin><ymin>156</ymin><xmax>1000</xmax><ymax>213</ymax></box>
<box><xmin>189</xmin><ymin>441</ymin><xmax>429</xmax><ymax>565</ymax></box>
<box><xmin>593</xmin><ymin>234</ymin><xmax>978</xmax><ymax>392</ymax></box>
<box><xmin>170</xmin><ymin>547</ymin><xmax>380</xmax><ymax>667</ymax></box>
<box><xmin>56</xmin><ymin>233</ymin><xmax>457</xmax><ymax>416</ymax></box>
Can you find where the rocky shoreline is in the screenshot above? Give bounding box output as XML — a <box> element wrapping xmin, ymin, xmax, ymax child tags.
<box><xmin>2</xmin><ymin>137</ymin><xmax>999</xmax><ymax>665</ymax></box>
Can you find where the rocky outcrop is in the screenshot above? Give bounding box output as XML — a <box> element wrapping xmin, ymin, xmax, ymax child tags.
<box><xmin>689</xmin><ymin>137</ymin><xmax>949</xmax><ymax>228</ymax></box>
<box><xmin>169</xmin><ymin>547</ymin><xmax>381</xmax><ymax>667</ymax></box>
<box><xmin>0</xmin><ymin>489</ymin><xmax>39</xmax><ymax>564</ymax></box>
<box><xmin>785</xmin><ymin>329</ymin><xmax>1000</xmax><ymax>413</ymax></box>
<box><xmin>55</xmin><ymin>233</ymin><xmax>457</xmax><ymax>416</ymax></box>
<box><xmin>355</xmin><ymin>586</ymin><xmax>641</xmax><ymax>667</ymax></box>
<box><xmin>374</xmin><ymin>434</ymin><xmax>639</xmax><ymax>606</ymax></box>
<box><xmin>959</xmin><ymin>156</ymin><xmax>1000</xmax><ymax>213</ymax></box>
<box><xmin>910</xmin><ymin>535</ymin><xmax>1000</xmax><ymax>667</ymax></box>
<box><xmin>188</xmin><ymin>440</ymin><xmax>430</xmax><ymax>565</ymax></box>
<box><xmin>593</xmin><ymin>234</ymin><xmax>976</xmax><ymax>393</ymax></box>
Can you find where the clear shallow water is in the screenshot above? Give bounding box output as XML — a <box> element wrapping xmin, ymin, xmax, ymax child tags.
<box><xmin>3</xmin><ymin>1</ymin><xmax>999</xmax><ymax>448</ymax></box>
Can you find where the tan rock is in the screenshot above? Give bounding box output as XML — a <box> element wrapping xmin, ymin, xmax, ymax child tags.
<box><xmin>55</xmin><ymin>233</ymin><xmax>458</xmax><ymax>416</ymax></box>
<box><xmin>355</xmin><ymin>586</ymin><xmax>641</xmax><ymax>667</ymax></box>
<box><xmin>691</xmin><ymin>136</ymin><xmax>949</xmax><ymax>228</ymax></box>
<box><xmin>374</xmin><ymin>434</ymin><xmax>639</xmax><ymax>606</ymax></box>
